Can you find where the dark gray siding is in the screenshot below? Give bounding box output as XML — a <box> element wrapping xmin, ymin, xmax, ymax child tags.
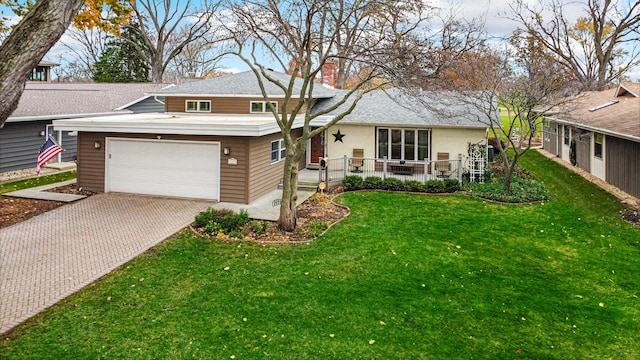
<box><xmin>125</xmin><ymin>97</ymin><xmax>165</xmax><ymax>113</ymax></box>
<box><xmin>61</xmin><ymin>130</ymin><xmax>78</xmax><ymax>162</ymax></box>
<box><xmin>606</xmin><ymin>136</ymin><xmax>640</xmax><ymax>199</ymax></box>
<box><xmin>0</xmin><ymin>120</ymin><xmax>78</xmax><ymax>172</ymax></box>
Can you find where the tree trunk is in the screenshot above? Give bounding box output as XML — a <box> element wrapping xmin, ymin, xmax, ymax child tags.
<box><xmin>0</xmin><ymin>0</ymin><xmax>85</xmax><ymax>127</ymax></box>
<box><xmin>278</xmin><ymin>157</ymin><xmax>300</xmax><ymax>231</ymax></box>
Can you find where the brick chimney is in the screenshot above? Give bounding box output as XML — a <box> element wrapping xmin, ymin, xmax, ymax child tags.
<box><xmin>322</xmin><ymin>59</ymin><xmax>338</xmax><ymax>88</ymax></box>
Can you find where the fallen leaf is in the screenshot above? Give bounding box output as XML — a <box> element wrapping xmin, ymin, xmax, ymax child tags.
<box><xmin>379</xmin><ymin>321</ymin><xmax>386</xmax><ymax>326</ymax></box>
<box><xmin>369</xmin><ymin>339</ymin><xmax>375</xmax><ymax>345</ymax></box>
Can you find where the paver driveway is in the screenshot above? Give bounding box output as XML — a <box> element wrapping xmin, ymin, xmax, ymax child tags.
<box><xmin>0</xmin><ymin>193</ymin><xmax>214</xmax><ymax>334</ymax></box>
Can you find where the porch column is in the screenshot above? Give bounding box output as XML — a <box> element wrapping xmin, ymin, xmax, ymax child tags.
<box><xmin>458</xmin><ymin>154</ymin><xmax>463</xmax><ymax>183</ymax></box>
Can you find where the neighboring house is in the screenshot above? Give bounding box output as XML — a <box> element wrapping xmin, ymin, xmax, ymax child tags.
<box><xmin>542</xmin><ymin>82</ymin><xmax>640</xmax><ymax>199</ymax></box>
<box><xmin>0</xmin><ymin>83</ymin><xmax>168</xmax><ymax>172</ymax></box>
<box><xmin>28</xmin><ymin>61</ymin><xmax>58</xmax><ymax>82</ymax></box>
<box><xmin>53</xmin><ymin>70</ymin><xmax>489</xmax><ymax>203</ymax></box>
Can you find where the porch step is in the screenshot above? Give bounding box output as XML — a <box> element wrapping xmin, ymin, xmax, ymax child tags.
<box><xmin>278</xmin><ymin>181</ymin><xmax>319</xmax><ymax>191</ymax></box>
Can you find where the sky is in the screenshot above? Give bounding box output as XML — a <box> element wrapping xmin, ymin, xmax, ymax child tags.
<box><xmin>2</xmin><ymin>0</ymin><xmax>638</xmax><ymax>81</ymax></box>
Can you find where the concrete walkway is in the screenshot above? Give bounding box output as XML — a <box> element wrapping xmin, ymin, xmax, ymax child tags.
<box><xmin>4</xmin><ymin>179</ymin><xmax>86</xmax><ymax>202</ymax></box>
<box><xmin>0</xmin><ymin>193</ymin><xmax>214</xmax><ymax>334</ymax></box>
<box><xmin>214</xmin><ymin>189</ymin><xmax>315</xmax><ymax>221</ymax></box>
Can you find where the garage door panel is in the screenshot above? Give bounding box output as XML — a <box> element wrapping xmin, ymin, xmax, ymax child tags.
<box><xmin>107</xmin><ymin>139</ymin><xmax>219</xmax><ymax>200</ymax></box>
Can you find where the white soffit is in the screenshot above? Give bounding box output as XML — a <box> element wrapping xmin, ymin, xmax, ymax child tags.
<box><xmin>53</xmin><ymin>113</ymin><xmax>335</xmax><ymax>137</ymax></box>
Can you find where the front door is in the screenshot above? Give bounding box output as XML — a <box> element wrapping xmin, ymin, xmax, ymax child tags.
<box><xmin>310</xmin><ymin>129</ymin><xmax>325</xmax><ymax>164</ymax></box>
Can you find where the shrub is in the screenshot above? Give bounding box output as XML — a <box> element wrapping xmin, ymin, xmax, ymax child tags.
<box><xmin>404</xmin><ymin>180</ymin><xmax>423</xmax><ymax>192</ymax></box>
<box><xmin>363</xmin><ymin>176</ymin><xmax>383</xmax><ymax>189</ymax></box>
<box><xmin>424</xmin><ymin>180</ymin><xmax>446</xmax><ymax>193</ymax></box>
<box><xmin>443</xmin><ymin>178</ymin><xmax>460</xmax><ymax>193</ymax></box>
<box><xmin>382</xmin><ymin>177</ymin><xmax>404</xmax><ymax>191</ymax></box>
<box><xmin>464</xmin><ymin>176</ymin><xmax>550</xmax><ymax>203</ymax></box>
<box><xmin>195</xmin><ymin>208</ymin><xmax>265</xmax><ymax>239</ymax></box>
<box><xmin>343</xmin><ymin>175</ymin><xmax>364</xmax><ymax>191</ymax></box>
<box><xmin>195</xmin><ymin>208</ymin><xmax>235</xmax><ymax>227</ymax></box>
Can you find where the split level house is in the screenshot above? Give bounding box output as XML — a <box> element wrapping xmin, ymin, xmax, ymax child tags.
<box><xmin>53</xmin><ymin>70</ymin><xmax>491</xmax><ymax>203</ymax></box>
<box><xmin>542</xmin><ymin>82</ymin><xmax>640</xmax><ymax>199</ymax></box>
<box><xmin>0</xmin><ymin>74</ymin><xmax>169</xmax><ymax>172</ymax></box>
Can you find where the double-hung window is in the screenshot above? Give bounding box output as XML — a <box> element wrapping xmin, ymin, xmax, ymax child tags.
<box><xmin>271</xmin><ymin>139</ymin><xmax>286</xmax><ymax>163</ymax></box>
<box><xmin>251</xmin><ymin>101</ymin><xmax>278</xmax><ymax>113</ymax></box>
<box><xmin>594</xmin><ymin>133</ymin><xmax>603</xmax><ymax>158</ymax></box>
<box><xmin>186</xmin><ymin>100</ymin><xmax>211</xmax><ymax>112</ymax></box>
<box><xmin>377</xmin><ymin>128</ymin><xmax>430</xmax><ymax>160</ymax></box>
<box><xmin>563</xmin><ymin>126</ymin><xmax>570</xmax><ymax>145</ymax></box>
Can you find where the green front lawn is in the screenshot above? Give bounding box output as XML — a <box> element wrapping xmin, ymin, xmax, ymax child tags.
<box><xmin>1</xmin><ymin>152</ymin><xmax>639</xmax><ymax>359</ymax></box>
<box><xmin>0</xmin><ymin>171</ymin><xmax>76</xmax><ymax>194</ymax></box>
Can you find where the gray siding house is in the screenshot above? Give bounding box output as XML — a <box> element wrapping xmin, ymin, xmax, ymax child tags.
<box><xmin>0</xmin><ymin>82</ymin><xmax>168</xmax><ymax>172</ymax></box>
<box><xmin>542</xmin><ymin>82</ymin><xmax>640</xmax><ymax>199</ymax></box>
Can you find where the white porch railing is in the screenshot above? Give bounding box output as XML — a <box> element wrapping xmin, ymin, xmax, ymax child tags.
<box><xmin>317</xmin><ymin>155</ymin><xmax>465</xmax><ymax>186</ymax></box>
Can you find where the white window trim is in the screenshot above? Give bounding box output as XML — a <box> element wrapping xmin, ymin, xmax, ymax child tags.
<box><xmin>270</xmin><ymin>139</ymin><xmax>286</xmax><ymax>163</ymax></box>
<box><xmin>377</xmin><ymin>128</ymin><xmax>430</xmax><ymax>161</ymax></box>
<box><xmin>594</xmin><ymin>132</ymin><xmax>604</xmax><ymax>159</ymax></box>
<box><xmin>185</xmin><ymin>100</ymin><xmax>211</xmax><ymax>112</ymax></box>
<box><xmin>250</xmin><ymin>100</ymin><xmax>278</xmax><ymax>114</ymax></box>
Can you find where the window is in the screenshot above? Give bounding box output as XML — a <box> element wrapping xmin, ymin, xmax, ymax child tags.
<box><xmin>594</xmin><ymin>133</ymin><xmax>603</xmax><ymax>158</ymax></box>
<box><xmin>185</xmin><ymin>100</ymin><xmax>211</xmax><ymax>112</ymax></box>
<box><xmin>563</xmin><ymin>126</ymin><xmax>570</xmax><ymax>145</ymax></box>
<box><xmin>271</xmin><ymin>139</ymin><xmax>286</xmax><ymax>163</ymax></box>
<box><xmin>250</xmin><ymin>101</ymin><xmax>278</xmax><ymax>113</ymax></box>
<box><xmin>377</xmin><ymin>128</ymin><xmax>430</xmax><ymax>160</ymax></box>
<box><xmin>28</xmin><ymin>66</ymin><xmax>48</xmax><ymax>81</ymax></box>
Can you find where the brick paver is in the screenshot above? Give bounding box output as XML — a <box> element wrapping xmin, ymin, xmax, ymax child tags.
<box><xmin>0</xmin><ymin>193</ymin><xmax>213</xmax><ymax>334</ymax></box>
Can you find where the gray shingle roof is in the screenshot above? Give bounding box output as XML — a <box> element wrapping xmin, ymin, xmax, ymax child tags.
<box><xmin>151</xmin><ymin>70</ymin><xmax>336</xmax><ymax>99</ymax></box>
<box><xmin>10</xmin><ymin>82</ymin><xmax>170</xmax><ymax>119</ymax></box>
<box><xmin>312</xmin><ymin>88</ymin><xmax>491</xmax><ymax>128</ymax></box>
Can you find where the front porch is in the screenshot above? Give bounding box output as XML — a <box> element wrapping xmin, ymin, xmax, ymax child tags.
<box><xmin>302</xmin><ymin>154</ymin><xmax>482</xmax><ymax>189</ymax></box>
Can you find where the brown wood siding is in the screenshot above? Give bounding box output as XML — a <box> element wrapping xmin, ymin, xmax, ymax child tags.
<box><xmin>246</xmin><ymin>129</ymin><xmax>305</xmax><ymax>203</ymax></box>
<box><xmin>606</xmin><ymin>136</ymin><xmax>640</xmax><ymax>199</ymax></box>
<box><xmin>77</xmin><ymin>132</ymin><xmax>250</xmax><ymax>202</ymax></box>
<box><xmin>165</xmin><ymin>96</ymin><xmax>308</xmax><ymax>114</ymax></box>
<box><xmin>77</xmin><ymin>132</ymin><xmax>106</xmax><ymax>192</ymax></box>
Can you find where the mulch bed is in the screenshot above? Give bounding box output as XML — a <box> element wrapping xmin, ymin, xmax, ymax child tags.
<box><xmin>0</xmin><ymin>197</ymin><xmax>66</xmax><ymax>228</ymax></box>
<box><xmin>194</xmin><ymin>190</ymin><xmax>350</xmax><ymax>244</ymax></box>
<box><xmin>0</xmin><ymin>184</ymin><xmax>95</xmax><ymax>229</ymax></box>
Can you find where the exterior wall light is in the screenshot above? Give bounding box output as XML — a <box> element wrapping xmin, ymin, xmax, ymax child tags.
<box><xmin>39</xmin><ymin>130</ymin><xmax>46</xmax><ymax>136</ymax></box>
<box><xmin>94</xmin><ymin>141</ymin><xmax>102</xmax><ymax>149</ymax></box>
<box><xmin>223</xmin><ymin>147</ymin><xmax>231</xmax><ymax>155</ymax></box>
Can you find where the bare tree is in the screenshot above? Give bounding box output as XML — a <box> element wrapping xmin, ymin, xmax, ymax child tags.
<box><xmin>223</xmin><ymin>0</ymin><xmax>420</xmax><ymax>230</ymax></box>
<box><xmin>0</xmin><ymin>0</ymin><xmax>85</xmax><ymax>127</ymax></box>
<box><xmin>128</xmin><ymin>0</ymin><xmax>223</xmax><ymax>83</ymax></box>
<box><xmin>509</xmin><ymin>0</ymin><xmax>640</xmax><ymax>91</ymax></box>
<box><xmin>165</xmin><ymin>26</ymin><xmax>222</xmax><ymax>81</ymax></box>
<box><xmin>443</xmin><ymin>38</ymin><xmax>577</xmax><ymax>190</ymax></box>
<box><xmin>58</xmin><ymin>26</ymin><xmax>114</xmax><ymax>79</ymax></box>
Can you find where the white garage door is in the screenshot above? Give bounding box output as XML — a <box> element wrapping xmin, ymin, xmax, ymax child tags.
<box><xmin>106</xmin><ymin>138</ymin><xmax>220</xmax><ymax>200</ymax></box>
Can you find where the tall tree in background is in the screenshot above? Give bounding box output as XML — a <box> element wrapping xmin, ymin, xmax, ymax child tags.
<box><xmin>93</xmin><ymin>23</ymin><xmax>150</xmax><ymax>82</ymax></box>
<box><xmin>0</xmin><ymin>0</ymin><xmax>85</xmax><ymax>127</ymax></box>
<box><xmin>223</xmin><ymin>0</ymin><xmax>421</xmax><ymax>230</ymax></box>
<box><xmin>509</xmin><ymin>0</ymin><xmax>640</xmax><ymax>91</ymax></box>
<box><xmin>164</xmin><ymin>26</ymin><xmax>222</xmax><ymax>82</ymax></box>
<box><xmin>443</xmin><ymin>38</ymin><xmax>576</xmax><ymax>190</ymax></box>
<box><xmin>128</xmin><ymin>0</ymin><xmax>222</xmax><ymax>83</ymax></box>
<box><xmin>58</xmin><ymin>26</ymin><xmax>114</xmax><ymax>81</ymax></box>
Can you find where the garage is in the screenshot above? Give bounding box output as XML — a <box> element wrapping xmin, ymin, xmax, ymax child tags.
<box><xmin>106</xmin><ymin>138</ymin><xmax>220</xmax><ymax>200</ymax></box>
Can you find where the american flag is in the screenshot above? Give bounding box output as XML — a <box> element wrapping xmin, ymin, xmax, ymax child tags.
<box><xmin>37</xmin><ymin>137</ymin><xmax>63</xmax><ymax>175</ymax></box>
